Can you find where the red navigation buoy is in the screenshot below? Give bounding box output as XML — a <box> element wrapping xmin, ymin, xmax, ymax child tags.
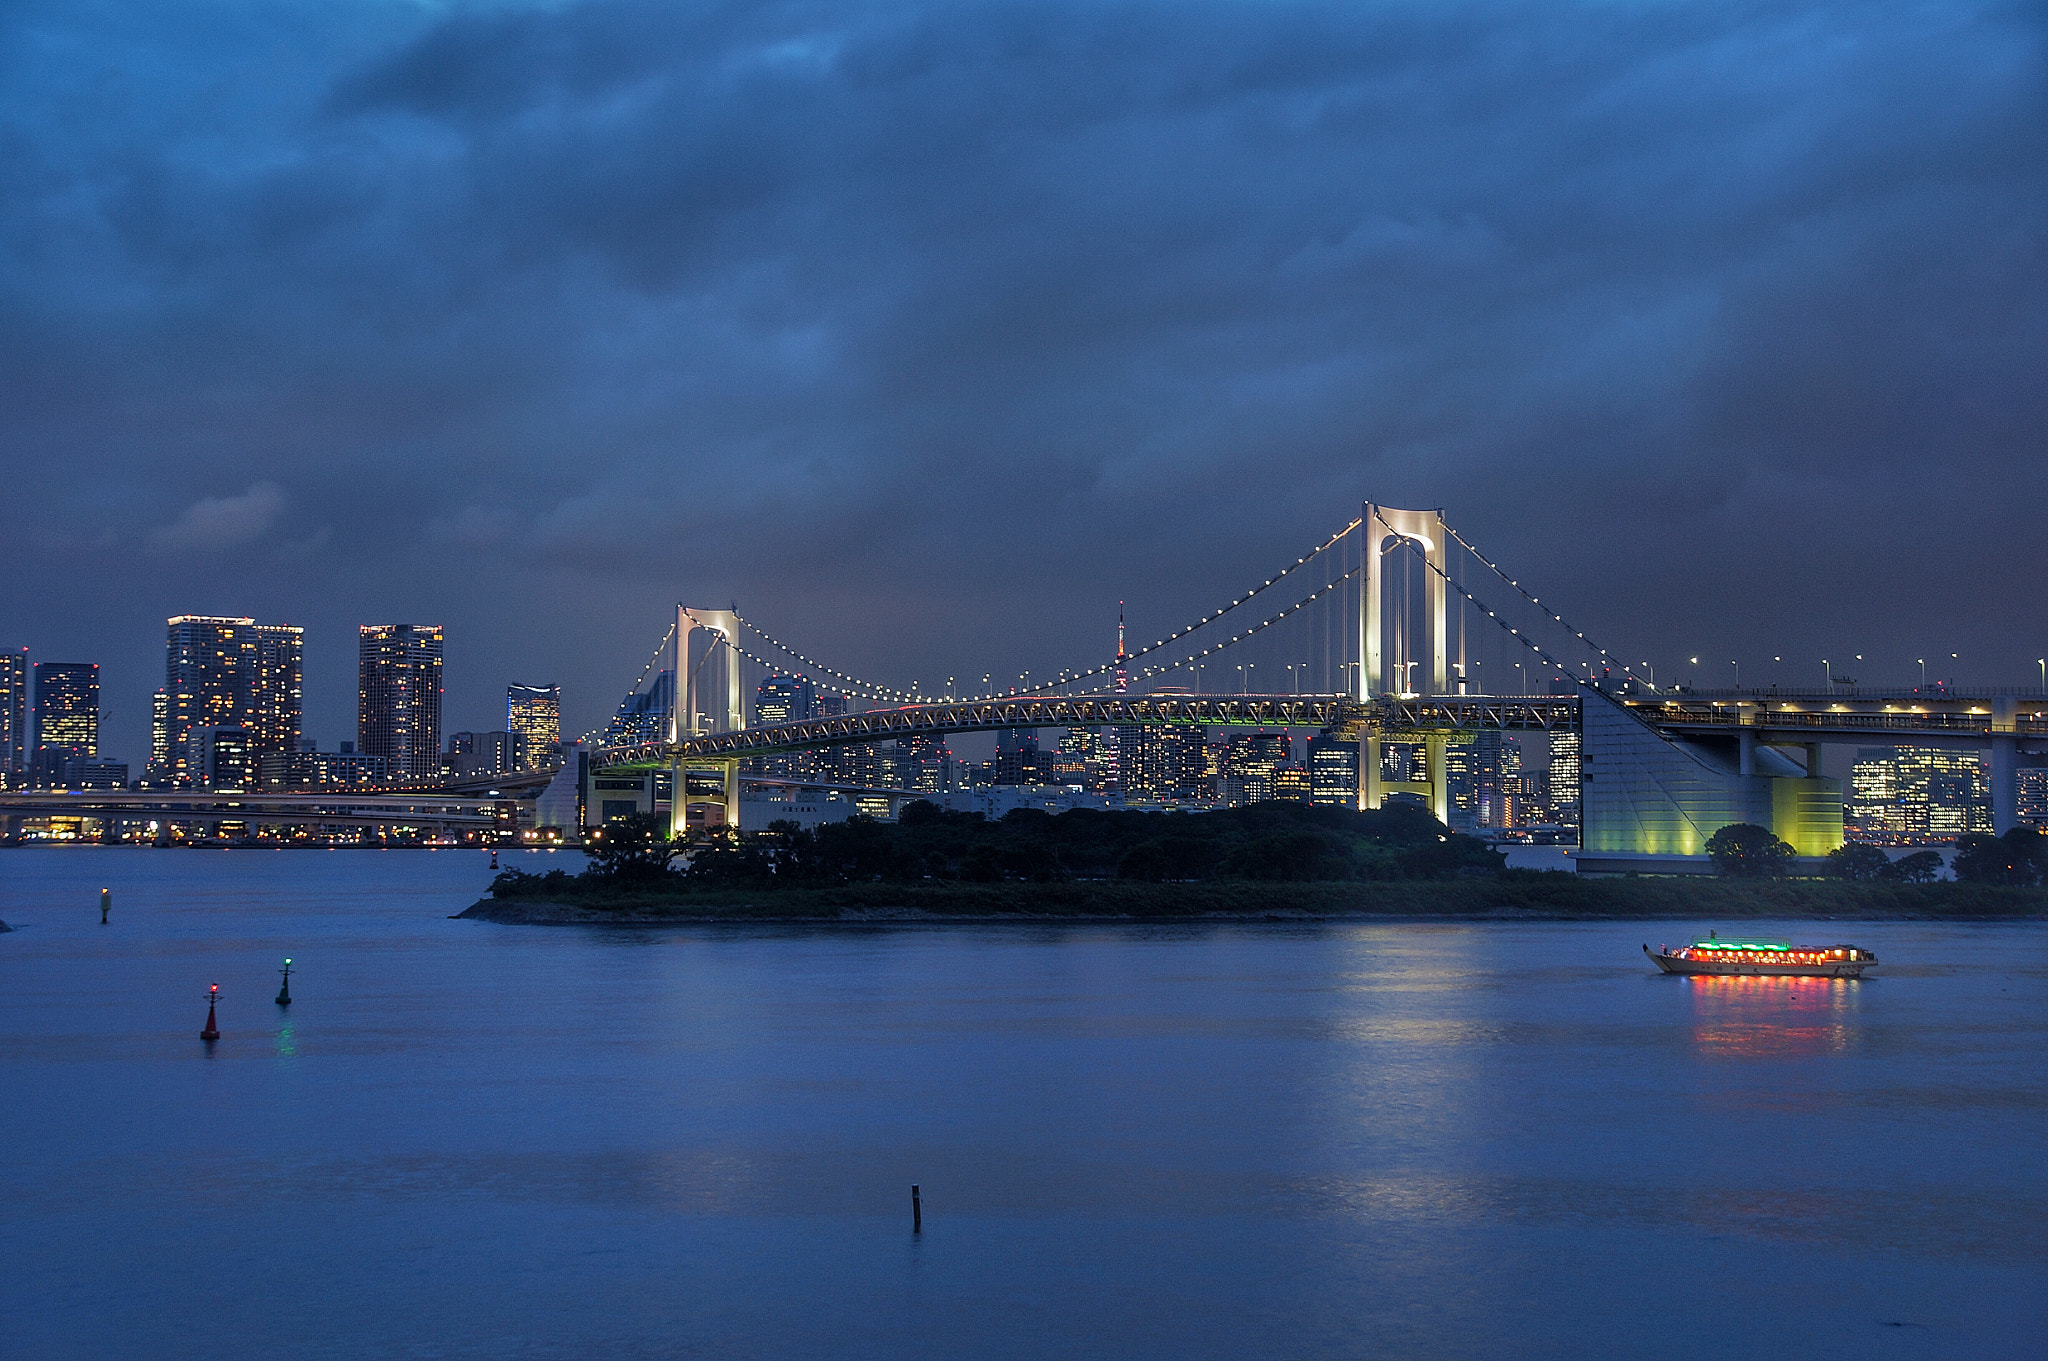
<box><xmin>489</xmin><ymin>848</ymin><xmax>499</xmax><ymax>870</ymax></box>
<box><xmin>200</xmin><ymin>984</ymin><xmax>221</xmax><ymax>1041</ymax></box>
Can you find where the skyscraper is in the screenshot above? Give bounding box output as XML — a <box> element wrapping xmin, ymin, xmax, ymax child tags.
<box><xmin>31</xmin><ymin>662</ymin><xmax>98</xmax><ymax>787</ymax></box>
<box><xmin>250</xmin><ymin>624</ymin><xmax>304</xmax><ymax>758</ymax></box>
<box><xmin>148</xmin><ymin>689</ymin><xmax>169</xmax><ymax>780</ymax></box>
<box><xmin>1307</xmin><ymin>734</ymin><xmax>1358</xmax><ymax>806</ymax></box>
<box><xmin>604</xmin><ymin>670</ymin><xmax>674</xmax><ymax>747</ymax></box>
<box><xmin>165</xmin><ymin>615</ymin><xmax>303</xmax><ymax>787</ymax></box>
<box><xmin>507</xmin><ymin>683</ymin><xmax>562</xmax><ymax>768</ymax></box>
<box><xmin>359</xmin><ymin>624</ymin><xmax>444</xmax><ymax>782</ymax></box>
<box><xmin>0</xmin><ymin>648</ymin><xmax>25</xmax><ymax>789</ymax></box>
<box><xmin>1547</xmin><ymin>729</ymin><xmax>1582</xmax><ymax>827</ymax></box>
<box><xmin>754</xmin><ymin>676</ymin><xmax>815</xmax><ymax>726</ymax></box>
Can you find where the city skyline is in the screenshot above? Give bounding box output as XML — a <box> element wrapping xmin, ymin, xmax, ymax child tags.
<box><xmin>1</xmin><ymin>0</ymin><xmax>2042</xmax><ymax>771</ymax></box>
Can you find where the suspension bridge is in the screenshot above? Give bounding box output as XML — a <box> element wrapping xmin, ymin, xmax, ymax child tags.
<box><xmin>576</xmin><ymin>502</ymin><xmax>2048</xmax><ymax>872</ymax></box>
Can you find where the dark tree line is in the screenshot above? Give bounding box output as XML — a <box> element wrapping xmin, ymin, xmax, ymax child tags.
<box><xmin>1712</xmin><ymin>822</ymin><xmax>2047</xmax><ymax>885</ymax></box>
<box><xmin>493</xmin><ymin>801</ymin><xmax>1507</xmax><ymax>896</ymax></box>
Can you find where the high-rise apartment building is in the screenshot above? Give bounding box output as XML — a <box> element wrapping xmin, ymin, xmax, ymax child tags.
<box><xmin>148</xmin><ymin>689</ymin><xmax>169</xmax><ymax>781</ymax></box>
<box><xmin>251</xmin><ymin>625</ymin><xmax>304</xmax><ymax>757</ymax></box>
<box><xmin>32</xmin><ymin>662</ymin><xmax>99</xmax><ymax>787</ymax></box>
<box><xmin>0</xmin><ymin>648</ymin><xmax>26</xmax><ymax>788</ymax></box>
<box><xmin>507</xmin><ymin>683</ymin><xmax>561</xmax><ymax>768</ymax></box>
<box><xmin>164</xmin><ymin>616</ymin><xmax>302</xmax><ymax>786</ymax></box>
<box><xmin>359</xmin><ymin>624</ymin><xmax>444</xmax><ymax>782</ymax></box>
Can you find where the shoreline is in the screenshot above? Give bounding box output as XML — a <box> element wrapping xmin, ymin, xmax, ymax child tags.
<box><xmin>458</xmin><ymin>875</ymin><xmax>2048</xmax><ymax>925</ymax></box>
<box><xmin>455</xmin><ymin>898</ymin><xmax>2045</xmax><ymax>925</ymax></box>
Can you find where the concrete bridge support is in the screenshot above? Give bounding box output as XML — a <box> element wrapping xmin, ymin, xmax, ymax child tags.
<box><xmin>1992</xmin><ymin>697</ymin><xmax>2020</xmax><ymax>834</ymax></box>
<box><xmin>1576</xmin><ymin>691</ymin><xmax>1843</xmax><ymax>872</ymax></box>
<box><xmin>667</xmin><ymin>606</ymin><xmax>745</xmax><ymax>840</ymax></box>
<box><xmin>1358</xmin><ymin>730</ymin><xmax>1453</xmax><ymax>823</ymax></box>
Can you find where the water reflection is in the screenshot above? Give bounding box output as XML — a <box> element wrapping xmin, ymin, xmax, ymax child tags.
<box><xmin>1686</xmin><ymin>975</ymin><xmax>1862</xmax><ymax>1058</ymax></box>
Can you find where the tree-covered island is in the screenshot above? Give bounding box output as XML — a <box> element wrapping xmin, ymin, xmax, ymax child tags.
<box><xmin>462</xmin><ymin>802</ymin><xmax>2048</xmax><ymax>922</ymax></box>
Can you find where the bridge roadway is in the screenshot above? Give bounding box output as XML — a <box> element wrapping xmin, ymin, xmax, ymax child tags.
<box><xmin>595</xmin><ymin>693</ymin><xmax>1579</xmax><ymax>768</ymax></box>
<box><xmin>1615</xmin><ymin>691</ymin><xmax>2048</xmax><ymax>743</ymax></box>
<box><xmin>0</xmin><ymin>788</ymin><xmax>514</xmax><ymax>831</ymax></box>
<box><xmin>595</xmin><ymin>688</ymin><xmax>2048</xmax><ymax>768</ymax></box>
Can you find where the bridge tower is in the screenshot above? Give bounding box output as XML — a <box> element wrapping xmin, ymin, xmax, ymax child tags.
<box><xmin>1357</xmin><ymin>504</ymin><xmax>1454</xmax><ymax>821</ymax></box>
<box><xmin>667</xmin><ymin>606</ymin><xmax>745</xmax><ymax>838</ymax></box>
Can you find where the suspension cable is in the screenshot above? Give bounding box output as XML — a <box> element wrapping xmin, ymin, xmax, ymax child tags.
<box><xmin>575</xmin><ymin>620</ymin><xmax>677</xmax><ymax>746</ymax></box>
<box><xmin>734</xmin><ymin>515</ymin><xmax>1364</xmax><ymax>702</ymax></box>
<box><xmin>1370</xmin><ymin>508</ymin><xmax>1594</xmax><ymax>691</ymax></box>
<box><xmin>1439</xmin><ymin>522</ymin><xmax>1625</xmax><ymax>679</ymax></box>
<box><xmin>1133</xmin><ymin>564</ymin><xmax>1362</xmax><ymax>684</ymax></box>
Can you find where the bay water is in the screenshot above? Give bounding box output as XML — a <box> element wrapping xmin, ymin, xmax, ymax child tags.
<box><xmin>1</xmin><ymin>848</ymin><xmax>2040</xmax><ymax>1359</ymax></box>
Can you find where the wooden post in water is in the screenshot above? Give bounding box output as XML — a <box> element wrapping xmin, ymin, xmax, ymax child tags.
<box><xmin>912</xmin><ymin>1185</ymin><xmax>922</xmax><ymax>1233</ymax></box>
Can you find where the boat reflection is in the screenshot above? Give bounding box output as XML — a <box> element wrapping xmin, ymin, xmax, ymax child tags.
<box><xmin>1686</xmin><ymin>974</ymin><xmax>1862</xmax><ymax>1059</ymax></box>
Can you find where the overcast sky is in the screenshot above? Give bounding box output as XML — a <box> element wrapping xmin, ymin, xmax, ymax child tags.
<box><xmin>3</xmin><ymin>0</ymin><xmax>2042</xmax><ymax>760</ymax></box>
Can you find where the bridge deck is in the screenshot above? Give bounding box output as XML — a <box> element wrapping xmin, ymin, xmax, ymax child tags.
<box><xmin>595</xmin><ymin>688</ymin><xmax>2048</xmax><ymax>769</ymax></box>
<box><xmin>597</xmin><ymin>693</ymin><xmax>1578</xmax><ymax>766</ymax></box>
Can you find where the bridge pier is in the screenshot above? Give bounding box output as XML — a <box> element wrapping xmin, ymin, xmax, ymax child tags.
<box><xmin>1424</xmin><ymin>734</ymin><xmax>1449</xmax><ymax>823</ymax></box>
<box><xmin>1992</xmin><ymin>697</ymin><xmax>2020</xmax><ymax>834</ymax></box>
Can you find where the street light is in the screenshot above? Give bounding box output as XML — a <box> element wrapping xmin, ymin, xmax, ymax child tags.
<box><xmin>1918</xmin><ymin>658</ymin><xmax>1926</xmax><ymax>690</ymax></box>
<box><xmin>1729</xmin><ymin>660</ymin><xmax>1740</xmax><ymax>688</ymax></box>
<box><xmin>2039</xmin><ymin>659</ymin><xmax>2045</xmax><ymax>695</ymax></box>
<box><xmin>1514</xmin><ymin>661</ymin><xmax>1526</xmax><ymax>696</ymax></box>
<box><xmin>1822</xmin><ymin>658</ymin><xmax>1831</xmax><ymax>687</ymax></box>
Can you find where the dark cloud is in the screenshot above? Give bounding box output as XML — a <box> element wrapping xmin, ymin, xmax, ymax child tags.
<box><xmin>1</xmin><ymin>0</ymin><xmax>2043</xmax><ymax>756</ymax></box>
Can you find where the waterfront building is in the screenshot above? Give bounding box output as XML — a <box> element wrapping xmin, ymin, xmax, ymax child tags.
<box><xmin>32</xmin><ymin>662</ymin><xmax>98</xmax><ymax>788</ymax></box>
<box><xmin>358</xmin><ymin>624</ymin><xmax>444</xmax><ymax>782</ymax></box>
<box><xmin>0</xmin><ymin>648</ymin><xmax>25</xmax><ymax>788</ymax></box>
<box><xmin>259</xmin><ymin>748</ymin><xmax>387</xmax><ymax>789</ymax></box>
<box><xmin>507</xmin><ymin>683</ymin><xmax>561</xmax><ymax>768</ymax></box>
<box><xmin>446</xmin><ymin>730</ymin><xmax>517</xmax><ymax>779</ymax></box>
<box><xmin>63</xmin><ymin>757</ymin><xmax>128</xmax><ymax>790</ymax></box>
<box><xmin>1307</xmin><ymin>734</ymin><xmax>1358</xmax><ymax>807</ymax></box>
<box><xmin>164</xmin><ymin>616</ymin><xmax>302</xmax><ymax>787</ymax></box>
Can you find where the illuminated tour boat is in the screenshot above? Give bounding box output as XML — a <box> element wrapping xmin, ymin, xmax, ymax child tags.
<box><xmin>1643</xmin><ymin>933</ymin><xmax>1878</xmax><ymax>978</ymax></box>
